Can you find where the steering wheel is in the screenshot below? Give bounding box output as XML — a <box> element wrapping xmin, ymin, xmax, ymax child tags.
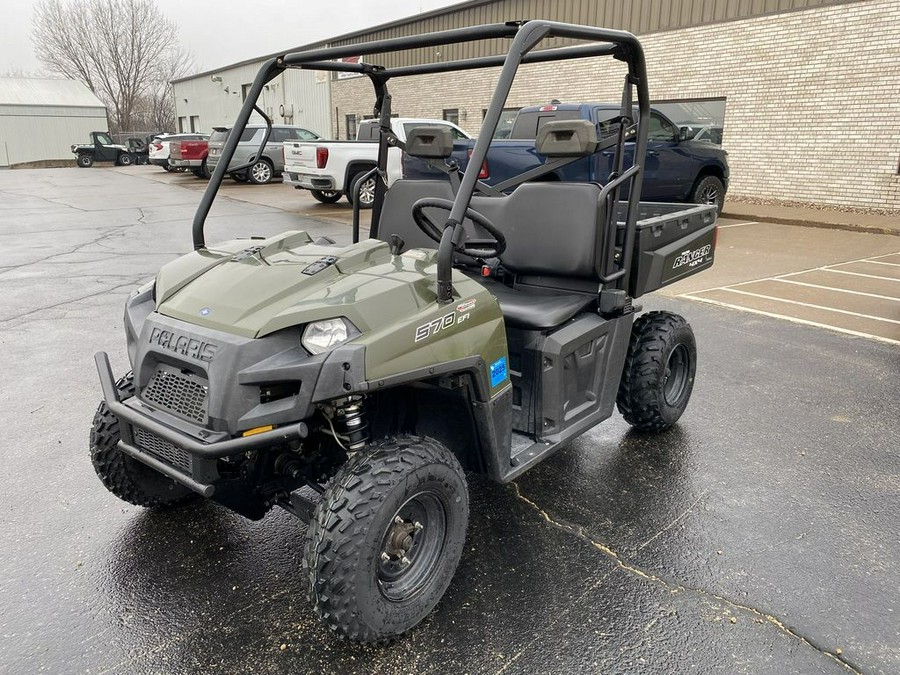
<box><xmin>411</xmin><ymin>198</ymin><xmax>506</xmax><ymax>259</ymax></box>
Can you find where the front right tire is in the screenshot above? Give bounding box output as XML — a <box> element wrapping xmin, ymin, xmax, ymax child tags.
<box><xmin>304</xmin><ymin>436</ymin><xmax>468</xmax><ymax>642</ymax></box>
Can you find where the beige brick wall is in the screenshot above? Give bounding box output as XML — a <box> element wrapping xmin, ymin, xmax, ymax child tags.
<box><xmin>333</xmin><ymin>0</ymin><xmax>900</xmax><ymax>210</ymax></box>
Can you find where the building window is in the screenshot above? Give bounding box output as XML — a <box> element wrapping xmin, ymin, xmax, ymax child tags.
<box><xmin>177</xmin><ymin>117</ymin><xmax>187</xmax><ymax>133</ymax></box>
<box><xmin>442</xmin><ymin>108</ymin><xmax>459</xmax><ymax>126</ymax></box>
<box><xmin>241</xmin><ymin>83</ymin><xmax>252</xmax><ymax>101</ymax></box>
<box><xmin>651</xmin><ymin>98</ymin><xmax>726</xmax><ymax>145</ymax></box>
<box><xmin>346</xmin><ymin>114</ymin><xmax>357</xmax><ymax>140</ymax></box>
<box><xmin>189</xmin><ymin>115</ymin><xmax>200</xmax><ymax>133</ymax></box>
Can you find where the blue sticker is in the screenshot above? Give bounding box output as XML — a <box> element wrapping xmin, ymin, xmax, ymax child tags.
<box><xmin>490</xmin><ymin>356</ymin><xmax>508</xmax><ymax>387</ymax></box>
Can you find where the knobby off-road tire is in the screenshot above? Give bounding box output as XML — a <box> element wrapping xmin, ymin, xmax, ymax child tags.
<box><xmin>90</xmin><ymin>374</ymin><xmax>196</xmax><ymax>508</ymax></box>
<box><xmin>117</xmin><ymin>153</ymin><xmax>133</xmax><ymax>166</ymax></box>
<box><xmin>617</xmin><ymin>311</ymin><xmax>697</xmax><ymax>432</ymax></box>
<box><xmin>304</xmin><ymin>436</ymin><xmax>468</xmax><ymax>642</ymax></box>
<box><xmin>77</xmin><ymin>154</ymin><xmax>93</xmax><ymax>168</ymax></box>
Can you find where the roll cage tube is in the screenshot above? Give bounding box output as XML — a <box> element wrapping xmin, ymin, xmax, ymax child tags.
<box><xmin>190</xmin><ymin>21</ymin><xmax>649</xmax><ymax>300</ymax></box>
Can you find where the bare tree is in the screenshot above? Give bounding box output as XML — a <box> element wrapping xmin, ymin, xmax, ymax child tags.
<box><xmin>32</xmin><ymin>0</ymin><xmax>193</xmax><ymax>132</ymax></box>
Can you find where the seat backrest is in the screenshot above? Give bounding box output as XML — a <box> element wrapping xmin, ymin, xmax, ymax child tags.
<box><xmin>378</xmin><ymin>180</ymin><xmax>603</xmax><ymax>280</ymax></box>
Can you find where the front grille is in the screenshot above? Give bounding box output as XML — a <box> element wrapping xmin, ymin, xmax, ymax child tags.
<box><xmin>142</xmin><ymin>365</ymin><xmax>208</xmax><ymax>424</ymax></box>
<box><xmin>134</xmin><ymin>428</ymin><xmax>192</xmax><ymax>472</ymax></box>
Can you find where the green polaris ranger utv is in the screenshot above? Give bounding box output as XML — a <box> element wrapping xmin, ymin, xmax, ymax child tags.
<box><xmin>90</xmin><ymin>21</ymin><xmax>718</xmax><ymax>642</ymax></box>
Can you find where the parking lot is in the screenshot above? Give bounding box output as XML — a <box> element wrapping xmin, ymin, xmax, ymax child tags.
<box><xmin>1</xmin><ymin>166</ymin><xmax>898</xmax><ymax>674</ymax></box>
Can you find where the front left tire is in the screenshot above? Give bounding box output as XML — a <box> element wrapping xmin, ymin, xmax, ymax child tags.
<box><xmin>77</xmin><ymin>154</ymin><xmax>93</xmax><ymax>168</ymax></box>
<box><xmin>304</xmin><ymin>435</ymin><xmax>468</xmax><ymax>642</ymax></box>
<box><xmin>90</xmin><ymin>374</ymin><xmax>196</xmax><ymax>508</ymax></box>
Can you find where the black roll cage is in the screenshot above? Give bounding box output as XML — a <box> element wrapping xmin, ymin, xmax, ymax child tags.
<box><xmin>192</xmin><ymin>20</ymin><xmax>649</xmax><ymax>301</ymax></box>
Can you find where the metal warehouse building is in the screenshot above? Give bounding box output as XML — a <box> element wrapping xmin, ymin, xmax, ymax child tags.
<box><xmin>173</xmin><ymin>0</ymin><xmax>900</xmax><ymax>210</ymax></box>
<box><xmin>0</xmin><ymin>77</ymin><xmax>107</xmax><ymax>168</ymax></box>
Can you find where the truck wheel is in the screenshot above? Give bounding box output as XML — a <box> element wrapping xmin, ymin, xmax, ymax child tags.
<box><xmin>89</xmin><ymin>374</ymin><xmax>196</xmax><ymax>508</ymax></box>
<box><xmin>617</xmin><ymin>311</ymin><xmax>697</xmax><ymax>432</ymax></box>
<box><xmin>347</xmin><ymin>171</ymin><xmax>376</xmax><ymax>209</ymax></box>
<box><xmin>691</xmin><ymin>175</ymin><xmax>725</xmax><ymax>214</ymax></box>
<box><xmin>192</xmin><ymin>160</ymin><xmax>210</xmax><ymax>179</ymax></box>
<box><xmin>304</xmin><ymin>436</ymin><xmax>468</xmax><ymax>642</ymax></box>
<box><xmin>247</xmin><ymin>158</ymin><xmax>274</xmax><ymax>184</ymax></box>
<box><xmin>230</xmin><ymin>173</ymin><xmax>248</xmax><ymax>183</ymax></box>
<box><xmin>310</xmin><ymin>189</ymin><xmax>343</xmax><ymax>204</ymax></box>
<box><xmin>77</xmin><ymin>154</ymin><xmax>93</xmax><ymax>168</ymax></box>
<box><xmin>118</xmin><ymin>153</ymin><xmax>133</xmax><ymax>166</ymax></box>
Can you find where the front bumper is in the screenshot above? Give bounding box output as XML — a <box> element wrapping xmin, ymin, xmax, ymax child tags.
<box><xmin>169</xmin><ymin>158</ymin><xmax>202</xmax><ymax>168</ymax></box>
<box><xmin>94</xmin><ymin>352</ymin><xmax>309</xmax><ymax>496</ymax></box>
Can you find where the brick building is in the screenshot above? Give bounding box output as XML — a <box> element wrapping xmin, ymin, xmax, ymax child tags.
<box><xmin>175</xmin><ymin>0</ymin><xmax>900</xmax><ymax>210</ymax></box>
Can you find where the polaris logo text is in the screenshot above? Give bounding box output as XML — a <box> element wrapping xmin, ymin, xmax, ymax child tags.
<box><xmin>672</xmin><ymin>245</ymin><xmax>712</xmax><ymax>270</ymax></box>
<box><xmin>149</xmin><ymin>328</ymin><xmax>218</xmax><ymax>362</ymax></box>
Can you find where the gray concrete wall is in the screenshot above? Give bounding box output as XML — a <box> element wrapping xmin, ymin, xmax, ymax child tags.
<box><xmin>173</xmin><ymin>65</ymin><xmax>331</xmax><ymax>137</ymax></box>
<box><xmin>0</xmin><ymin>105</ymin><xmax>108</xmax><ymax>166</ymax></box>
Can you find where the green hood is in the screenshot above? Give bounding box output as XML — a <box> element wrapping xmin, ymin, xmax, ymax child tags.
<box><xmin>156</xmin><ymin>231</ymin><xmax>442</xmax><ymax>338</ymax></box>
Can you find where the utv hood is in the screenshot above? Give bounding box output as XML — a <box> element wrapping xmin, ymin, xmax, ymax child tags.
<box><xmin>155</xmin><ymin>231</ymin><xmax>441</xmax><ymax>338</ymax></box>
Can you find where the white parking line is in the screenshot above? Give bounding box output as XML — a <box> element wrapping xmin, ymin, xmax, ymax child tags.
<box><xmin>773</xmin><ymin>278</ymin><xmax>900</xmax><ymax>302</ymax></box>
<box><xmin>863</xmin><ymin>260</ymin><xmax>900</xmax><ymax>268</ymax></box>
<box><xmin>717</xmin><ymin>221</ymin><xmax>759</xmax><ymax>229</ymax></box>
<box><xmin>718</xmin><ymin>288</ymin><xmax>900</xmax><ymax>325</ymax></box>
<box><xmin>816</xmin><ymin>269</ymin><xmax>900</xmax><ymax>283</ymax></box>
<box><xmin>681</xmin><ymin>294</ymin><xmax>900</xmax><ymax>346</ymax></box>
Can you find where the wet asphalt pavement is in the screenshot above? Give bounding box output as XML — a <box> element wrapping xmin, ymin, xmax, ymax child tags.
<box><xmin>1</xmin><ymin>168</ymin><xmax>898</xmax><ymax>674</ymax></box>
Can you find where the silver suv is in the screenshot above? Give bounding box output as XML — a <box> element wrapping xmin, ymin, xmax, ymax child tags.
<box><xmin>207</xmin><ymin>124</ymin><xmax>319</xmax><ymax>184</ymax></box>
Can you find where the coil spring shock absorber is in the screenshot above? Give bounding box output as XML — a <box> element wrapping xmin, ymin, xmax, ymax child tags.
<box><xmin>333</xmin><ymin>395</ymin><xmax>368</xmax><ymax>450</ymax></box>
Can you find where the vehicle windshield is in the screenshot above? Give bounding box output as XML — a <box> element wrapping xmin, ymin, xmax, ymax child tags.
<box><xmin>96</xmin><ymin>133</ymin><xmax>113</xmax><ymax>145</ymax></box>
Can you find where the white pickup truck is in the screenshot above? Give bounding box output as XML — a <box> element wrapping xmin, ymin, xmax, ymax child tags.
<box><xmin>282</xmin><ymin>118</ymin><xmax>470</xmax><ymax>208</ymax></box>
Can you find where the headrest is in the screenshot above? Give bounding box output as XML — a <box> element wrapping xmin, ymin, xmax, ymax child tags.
<box><xmin>535</xmin><ymin>120</ymin><xmax>598</xmax><ymax>157</ymax></box>
<box><xmin>405</xmin><ymin>126</ymin><xmax>454</xmax><ymax>159</ymax></box>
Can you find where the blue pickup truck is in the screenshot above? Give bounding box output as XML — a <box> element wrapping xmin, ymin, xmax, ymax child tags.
<box><xmin>403</xmin><ymin>103</ymin><xmax>730</xmax><ymax>213</ymax></box>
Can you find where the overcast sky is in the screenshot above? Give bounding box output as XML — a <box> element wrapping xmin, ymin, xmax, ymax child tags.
<box><xmin>1</xmin><ymin>0</ymin><xmax>464</xmax><ymax>76</ymax></box>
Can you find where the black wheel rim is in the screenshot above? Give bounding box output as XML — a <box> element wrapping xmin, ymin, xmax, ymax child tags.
<box><xmin>663</xmin><ymin>343</ymin><xmax>690</xmax><ymax>407</ymax></box>
<box><xmin>699</xmin><ymin>183</ymin><xmax>720</xmax><ymax>205</ymax></box>
<box><xmin>377</xmin><ymin>491</ymin><xmax>447</xmax><ymax>602</ymax></box>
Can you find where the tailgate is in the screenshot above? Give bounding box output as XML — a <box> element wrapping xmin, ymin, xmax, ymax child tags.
<box><xmin>283</xmin><ymin>141</ymin><xmax>319</xmax><ymax>170</ymax></box>
<box><xmin>169</xmin><ymin>141</ymin><xmax>182</xmax><ymax>160</ymax></box>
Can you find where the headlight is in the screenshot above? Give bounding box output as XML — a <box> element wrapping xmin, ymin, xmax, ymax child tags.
<box><xmin>301</xmin><ymin>318</ymin><xmax>358</xmax><ymax>355</ymax></box>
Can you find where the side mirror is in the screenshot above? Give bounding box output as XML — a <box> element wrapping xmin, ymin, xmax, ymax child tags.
<box><xmin>678</xmin><ymin>128</ymin><xmax>690</xmax><ymax>142</ymax></box>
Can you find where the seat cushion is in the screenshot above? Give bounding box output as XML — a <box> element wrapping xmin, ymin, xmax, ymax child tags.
<box><xmin>473</xmin><ymin>276</ymin><xmax>596</xmax><ymax>330</ymax></box>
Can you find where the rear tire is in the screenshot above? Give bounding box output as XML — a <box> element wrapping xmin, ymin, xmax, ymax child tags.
<box><xmin>691</xmin><ymin>174</ymin><xmax>725</xmax><ymax>214</ymax></box>
<box><xmin>617</xmin><ymin>311</ymin><xmax>697</xmax><ymax>432</ymax></box>
<box><xmin>118</xmin><ymin>153</ymin><xmax>133</xmax><ymax>166</ymax></box>
<box><xmin>77</xmin><ymin>154</ymin><xmax>93</xmax><ymax>168</ymax></box>
<box><xmin>347</xmin><ymin>170</ymin><xmax>376</xmax><ymax>209</ymax></box>
<box><xmin>192</xmin><ymin>160</ymin><xmax>210</xmax><ymax>179</ymax></box>
<box><xmin>89</xmin><ymin>374</ymin><xmax>196</xmax><ymax>508</ymax></box>
<box><xmin>310</xmin><ymin>189</ymin><xmax>343</xmax><ymax>204</ymax></box>
<box><xmin>247</xmin><ymin>158</ymin><xmax>274</xmax><ymax>184</ymax></box>
<box><xmin>304</xmin><ymin>436</ymin><xmax>468</xmax><ymax>642</ymax></box>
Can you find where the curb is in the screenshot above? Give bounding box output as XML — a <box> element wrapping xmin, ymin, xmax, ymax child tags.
<box><xmin>721</xmin><ymin>211</ymin><xmax>900</xmax><ymax>237</ymax></box>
